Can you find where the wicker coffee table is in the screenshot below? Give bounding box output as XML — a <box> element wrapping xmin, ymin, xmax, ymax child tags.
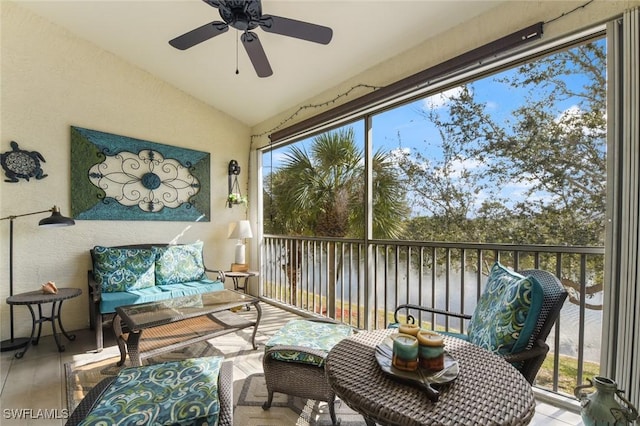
<box><xmin>325</xmin><ymin>329</ymin><xmax>535</xmax><ymax>426</ymax></box>
<box><xmin>113</xmin><ymin>289</ymin><xmax>261</xmax><ymax>366</ymax></box>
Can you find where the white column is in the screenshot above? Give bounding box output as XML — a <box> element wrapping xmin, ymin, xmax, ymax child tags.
<box><xmin>603</xmin><ymin>7</ymin><xmax>640</xmax><ymax>409</ymax></box>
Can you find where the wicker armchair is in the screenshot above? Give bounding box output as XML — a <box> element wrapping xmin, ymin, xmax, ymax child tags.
<box><xmin>393</xmin><ymin>268</ymin><xmax>568</xmax><ymax>384</ymax></box>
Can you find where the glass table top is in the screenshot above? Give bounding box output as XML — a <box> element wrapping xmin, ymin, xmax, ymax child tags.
<box><xmin>115</xmin><ymin>289</ymin><xmax>257</xmax><ymax>329</ymax></box>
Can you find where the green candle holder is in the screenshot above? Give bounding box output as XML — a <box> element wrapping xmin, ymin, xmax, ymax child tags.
<box><xmin>392</xmin><ymin>333</ymin><xmax>419</xmax><ymax>371</ymax></box>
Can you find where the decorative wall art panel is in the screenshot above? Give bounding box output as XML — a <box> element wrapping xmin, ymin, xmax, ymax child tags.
<box><xmin>71</xmin><ymin>126</ymin><xmax>210</xmax><ymax>221</ymax></box>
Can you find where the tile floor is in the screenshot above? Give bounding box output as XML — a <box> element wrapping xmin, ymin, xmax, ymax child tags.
<box><xmin>0</xmin><ymin>301</ymin><xmax>584</xmax><ymax>425</ymax></box>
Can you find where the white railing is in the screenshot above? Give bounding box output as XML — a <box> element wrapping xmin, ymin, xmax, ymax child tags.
<box><xmin>261</xmin><ymin>235</ymin><xmax>605</xmax><ymax>398</ymax></box>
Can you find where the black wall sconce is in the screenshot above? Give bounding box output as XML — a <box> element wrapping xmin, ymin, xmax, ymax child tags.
<box><xmin>227</xmin><ymin>160</ymin><xmax>246</xmax><ymax>208</ymax></box>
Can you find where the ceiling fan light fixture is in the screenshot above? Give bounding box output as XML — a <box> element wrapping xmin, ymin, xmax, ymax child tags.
<box><xmin>169</xmin><ymin>0</ymin><xmax>333</xmax><ymax>77</ymax></box>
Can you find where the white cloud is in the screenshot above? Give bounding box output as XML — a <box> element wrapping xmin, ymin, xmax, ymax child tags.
<box><xmin>439</xmin><ymin>157</ymin><xmax>485</xmax><ymax>180</ymax></box>
<box><xmin>485</xmin><ymin>101</ymin><xmax>498</xmax><ymax>110</ymax></box>
<box><xmin>555</xmin><ymin>104</ymin><xmax>602</xmax><ymax>137</ymax></box>
<box><xmin>556</xmin><ymin>105</ymin><xmax>583</xmax><ymax>122</ymax></box>
<box><xmin>422</xmin><ymin>87</ymin><xmax>465</xmax><ymax>110</ymax></box>
<box><xmin>389</xmin><ymin>147</ymin><xmax>411</xmax><ymax>159</ymax></box>
<box><xmin>499</xmin><ymin>174</ymin><xmax>557</xmax><ymax>205</ymax></box>
<box><xmin>451</xmin><ymin>157</ymin><xmax>483</xmax><ymax>173</ymax></box>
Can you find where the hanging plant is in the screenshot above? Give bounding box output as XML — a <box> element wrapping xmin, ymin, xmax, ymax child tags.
<box><xmin>227</xmin><ymin>193</ymin><xmax>248</xmax><ymax>207</ymax></box>
<box><xmin>227</xmin><ymin>160</ymin><xmax>248</xmax><ymax>208</ymax></box>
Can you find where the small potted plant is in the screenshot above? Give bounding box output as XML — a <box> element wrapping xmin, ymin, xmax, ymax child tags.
<box><xmin>227</xmin><ymin>193</ymin><xmax>248</xmax><ymax>207</ymax></box>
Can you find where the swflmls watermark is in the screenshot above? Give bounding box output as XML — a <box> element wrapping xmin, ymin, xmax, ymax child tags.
<box><xmin>3</xmin><ymin>408</ymin><xmax>69</xmax><ymax>420</ymax></box>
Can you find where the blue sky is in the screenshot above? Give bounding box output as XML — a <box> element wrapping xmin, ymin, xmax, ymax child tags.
<box><xmin>263</xmin><ymin>38</ymin><xmax>605</xmax><ymax>218</ymax></box>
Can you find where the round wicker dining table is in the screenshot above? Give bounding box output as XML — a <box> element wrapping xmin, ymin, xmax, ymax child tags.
<box><xmin>325</xmin><ymin>329</ymin><xmax>536</xmax><ymax>426</ymax></box>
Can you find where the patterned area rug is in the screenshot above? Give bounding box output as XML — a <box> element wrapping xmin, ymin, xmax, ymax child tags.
<box><xmin>65</xmin><ymin>342</ymin><xmax>365</xmax><ymax>425</ymax></box>
<box><xmin>234</xmin><ymin>373</ymin><xmax>365</xmax><ymax>426</ymax></box>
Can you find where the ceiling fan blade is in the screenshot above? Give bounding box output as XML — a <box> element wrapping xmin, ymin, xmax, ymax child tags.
<box><xmin>241</xmin><ymin>32</ymin><xmax>273</xmax><ymax>78</ymax></box>
<box><xmin>259</xmin><ymin>15</ymin><xmax>332</xmax><ymax>45</ymax></box>
<box><xmin>169</xmin><ymin>21</ymin><xmax>228</xmax><ymax>50</ymax></box>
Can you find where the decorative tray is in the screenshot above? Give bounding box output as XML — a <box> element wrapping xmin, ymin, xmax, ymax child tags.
<box><xmin>375</xmin><ymin>334</ymin><xmax>459</xmax><ymax>402</ymax></box>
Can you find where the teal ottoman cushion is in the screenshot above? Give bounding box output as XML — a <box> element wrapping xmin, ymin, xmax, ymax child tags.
<box><xmin>265</xmin><ymin>319</ymin><xmax>353</xmax><ymax>367</ymax></box>
<box><xmin>78</xmin><ymin>357</ymin><xmax>223</xmax><ymax>426</ymax></box>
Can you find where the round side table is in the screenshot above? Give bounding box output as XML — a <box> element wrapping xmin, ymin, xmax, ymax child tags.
<box><xmin>225</xmin><ymin>271</ymin><xmax>258</xmax><ymax>311</ymax></box>
<box><xmin>5</xmin><ymin>287</ymin><xmax>82</xmax><ymax>358</ymax></box>
<box><xmin>225</xmin><ymin>271</ymin><xmax>259</xmax><ymax>294</ymax></box>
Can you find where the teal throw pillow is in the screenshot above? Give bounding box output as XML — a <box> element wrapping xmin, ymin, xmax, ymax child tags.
<box><xmin>92</xmin><ymin>246</ymin><xmax>155</xmax><ymax>293</ymax></box>
<box><xmin>154</xmin><ymin>241</ymin><xmax>206</xmax><ymax>285</ymax></box>
<box><xmin>467</xmin><ymin>262</ymin><xmax>543</xmax><ymax>356</ymax></box>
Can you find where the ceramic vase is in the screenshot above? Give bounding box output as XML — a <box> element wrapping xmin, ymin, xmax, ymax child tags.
<box><xmin>574</xmin><ymin>376</ymin><xmax>638</xmax><ymax>426</ymax></box>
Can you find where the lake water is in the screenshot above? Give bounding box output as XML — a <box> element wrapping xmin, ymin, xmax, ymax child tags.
<box><xmin>336</xmin><ymin>267</ymin><xmax>603</xmax><ymax>362</ymax></box>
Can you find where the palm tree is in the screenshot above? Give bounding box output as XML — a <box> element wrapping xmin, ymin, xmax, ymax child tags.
<box><xmin>264</xmin><ymin>127</ymin><xmax>409</xmax><ymax>313</ymax></box>
<box><xmin>266</xmin><ymin>127</ymin><xmax>408</xmax><ymax>238</ymax></box>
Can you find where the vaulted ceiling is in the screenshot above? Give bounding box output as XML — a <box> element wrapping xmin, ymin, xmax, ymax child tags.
<box><xmin>15</xmin><ymin>0</ymin><xmax>503</xmax><ymax>126</ymax></box>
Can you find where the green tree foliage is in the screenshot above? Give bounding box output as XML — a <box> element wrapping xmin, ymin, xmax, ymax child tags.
<box><xmin>264</xmin><ymin>127</ymin><xmax>409</xmax><ymax>239</ymax></box>
<box><xmin>398</xmin><ymin>40</ymin><xmax>606</xmax><ymax>247</ymax></box>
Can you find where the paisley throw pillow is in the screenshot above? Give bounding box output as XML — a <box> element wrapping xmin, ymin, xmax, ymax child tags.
<box><xmin>154</xmin><ymin>241</ymin><xmax>206</xmax><ymax>285</ymax></box>
<box><xmin>92</xmin><ymin>246</ymin><xmax>155</xmax><ymax>293</ymax></box>
<box><xmin>467</xmin><ymin>262</ymin><xmax>543</xmax><ymax>356</ymax></box>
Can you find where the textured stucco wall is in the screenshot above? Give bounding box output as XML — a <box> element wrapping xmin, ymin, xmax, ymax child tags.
<box><xmin>0</xmin><ymin>1</ymin><xmax>251</xmax><ymax>338</ymax></box>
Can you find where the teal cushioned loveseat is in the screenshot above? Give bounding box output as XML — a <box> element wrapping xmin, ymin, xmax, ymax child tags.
<box><xmin>88</xmin><ymin>242</ymin><xmax>225</xmax><ymax>351</ymax></box>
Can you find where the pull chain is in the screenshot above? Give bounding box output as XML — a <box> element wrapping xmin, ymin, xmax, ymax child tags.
<box><xmin>235</xmin><ymin>32</ymin><xmax>239</xmax><ymax>75</ymax></box>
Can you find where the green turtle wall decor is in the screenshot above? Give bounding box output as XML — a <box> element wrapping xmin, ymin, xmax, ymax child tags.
<box><xmin>1</xmin><ymin>141</ymin><xmax>47</xmax><ymax>183</ymax></box>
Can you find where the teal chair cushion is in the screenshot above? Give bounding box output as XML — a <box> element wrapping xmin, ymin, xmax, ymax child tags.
<box><xmin>265</xmin><ymin>319</ymin><xmax>353</xmax><ymax>367</ymax></box>
<box><xmin>156</xmin><ymin>279</ymin><xmax>225</xmax><ymax>297</ymax></box>
<box><xmin>78</xmin><ymin>357</ymin><xmax>223</xmax><ymax>426</ymax></box>
<box><xmin>99</xmin><ymin>281</ymin><xmax>224</xmax><ymax>314</ymax></box>
<box><xmin>92</xmin><ymin>246</ymin><xmax>155</xmax><ymax>293</ymax></box>
<box><xmin>154</xmin><ymin>241</ymin><xmax>206</xmax><ymax>285</ymax></box>
<box><xmin>100</xmin><ymin>286</ymin><xmax>165</xmax><ymax>314</ymax></box>
<box><xmin>467</xmin><ymin>262</ymin><xmax>543</xmax><ymax>355</ymax></box>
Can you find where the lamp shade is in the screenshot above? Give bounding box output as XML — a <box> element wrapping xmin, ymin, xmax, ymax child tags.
<box><xmin>228</xmin><ymin>220</ymin><xmax>253</xmax><ymax>240</ymax></box>
<box><xmin>38</xmin><ymin>206</ymin><xmax>75</xmax><ymax>228</ymax></box>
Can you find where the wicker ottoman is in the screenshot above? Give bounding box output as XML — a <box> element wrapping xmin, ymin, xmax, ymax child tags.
<box><xmin>262</xmin><ymin>318</ymin><xmax>353</xmax><ymax>425</ymax></box>
<box><xmin>66</xmin><ymin>357</ymin><xmax>233</xmax><ymax>426</ymax></box>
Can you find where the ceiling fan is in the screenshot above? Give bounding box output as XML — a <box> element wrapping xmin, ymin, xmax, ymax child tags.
<box><xmin>169</xmin><ymin>0</ymin><xmax>333</xmax><ymax>78</ymax></box>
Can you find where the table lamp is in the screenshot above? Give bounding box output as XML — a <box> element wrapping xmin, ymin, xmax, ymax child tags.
<box><xmin>0</xmin><ymin>206</ymin><xmax>75</xmax><ymax>352</ymax></box>
<box><xmin>228</xmin><ymin>220</ymin><xmax>253</xmax><ymax>268</ymax></box>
